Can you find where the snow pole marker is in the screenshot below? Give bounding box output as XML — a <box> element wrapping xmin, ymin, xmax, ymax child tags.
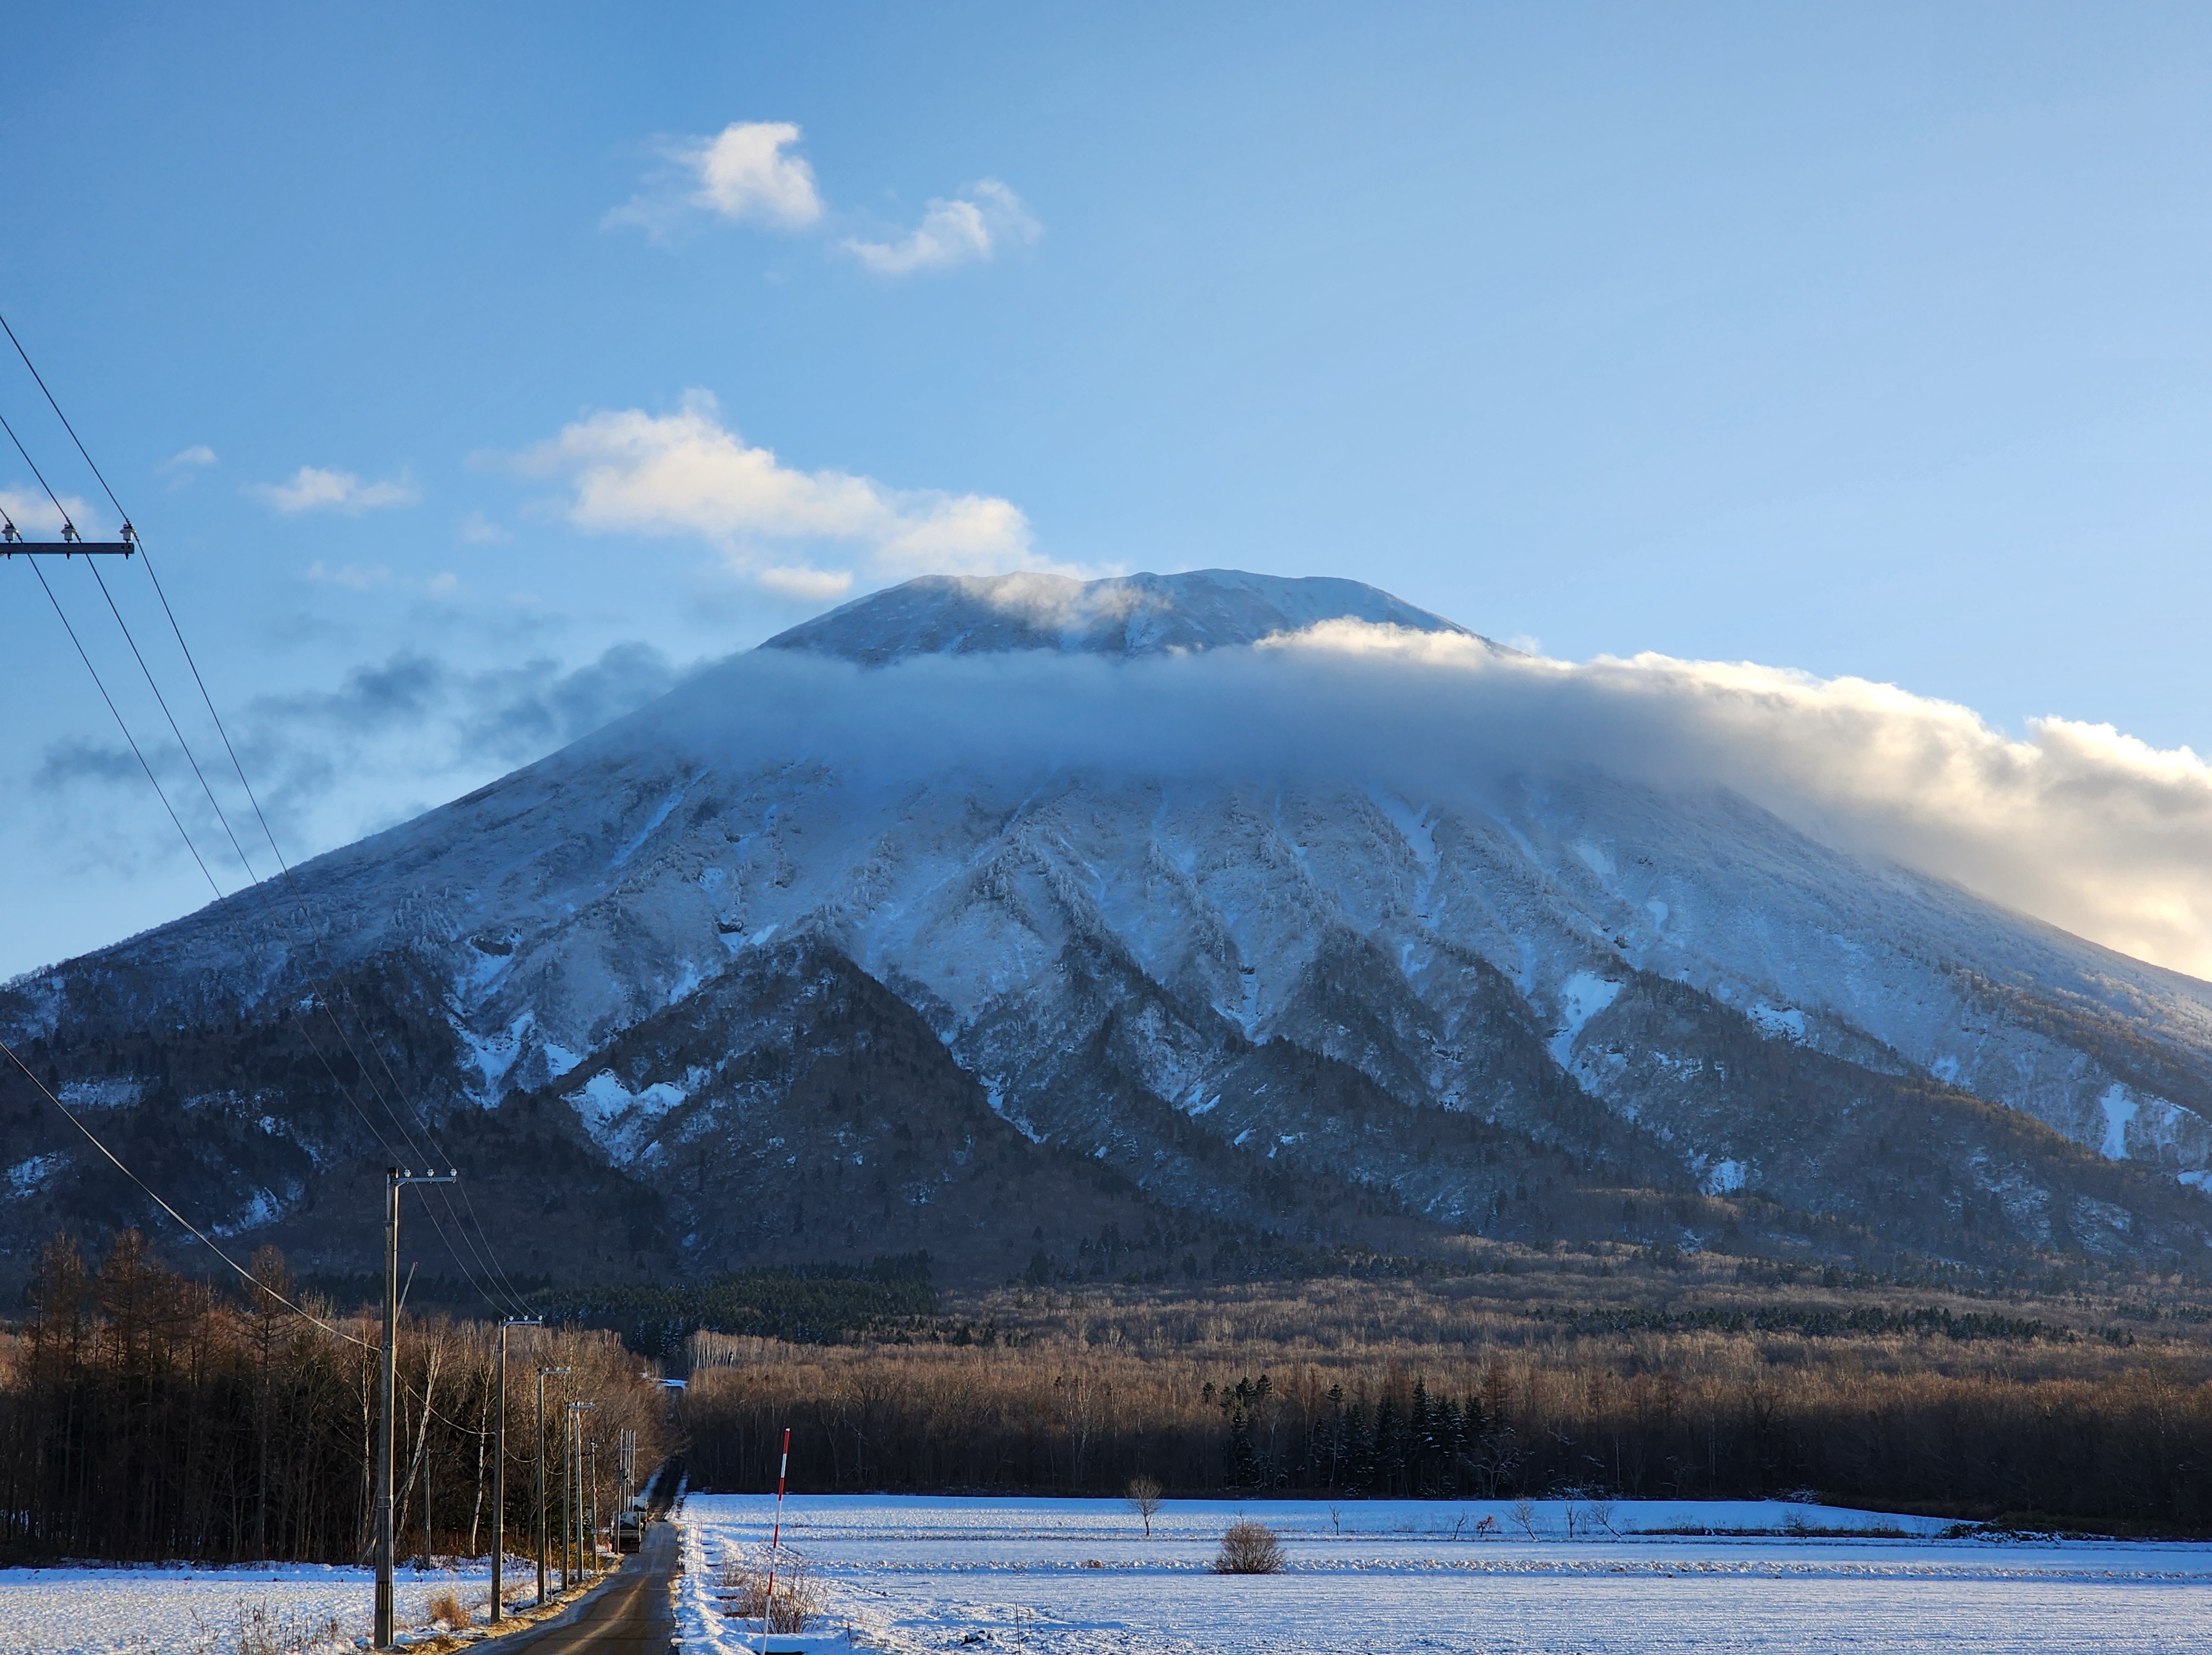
<box><xmin>759</xmin><ymin>1427</ymin><xmax>790</xmax><ymax>1655</ymax></box>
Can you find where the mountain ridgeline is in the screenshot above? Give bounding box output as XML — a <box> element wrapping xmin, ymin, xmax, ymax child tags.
<box><xmin>8</xmin><ymin>569</ymin><xmax>2212</xmax><ymax>1291</ymax></box>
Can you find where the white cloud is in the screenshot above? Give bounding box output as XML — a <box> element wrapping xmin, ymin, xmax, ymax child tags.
<box><xmin>757</xmin><ymin>565</ymin><xmax>855</xmax><ymax>602</ymax></box>
<box><xmin>1261</xmin><ymin>623</ymin><xmax>2212</xmax><ymax>980</ymax></box>
<box><xmin>426</xmin><ymin>571</ymin><xmax>461</xmax><ymax>597</ymax></box>
<box><xmin>516</xmin><ymin>391</ymin><xmax>1068</xmax><ymax>590</ymax></box>
<box><xmin>249</xmin><ymin>466</ymin><xmax>419</xmax><ymax>514</ymax></box>
<box><xmin>842</xmin><ymin>179</ymin><xmax>1041</xmax><ymax>276</ymax></box>
<box><xmin>1</xmin><ymin>487</ymin><xmax>103</xmax><ymax>537</ymax></box>
<box><xmin>459</xmin><ymin>511</ymin><xmax>509</xmax><ymax>544</ymax></box>
<box><xmin>305</xmin><ymin>561</ymin><xmax>391</xmax><ymax>591</ymax></box>
<box><xmin>645</xmin><ymin>623</ymin><xmax>2212</xmax><ymax>981</ymax></box>
<box><xmin>156</xmin><ymin>445</ymin><xmax>218</xmax><ymax>483</ymax></box>
<box><xmin>603</xmin><ymin>121</ymin><xmax>823</xmax><ymax>237</ymax></box>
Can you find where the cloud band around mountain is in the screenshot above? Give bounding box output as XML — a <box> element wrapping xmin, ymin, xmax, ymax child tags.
<box><xmin>619</xmin><ymin>622</ymin><xmax>2212</xmax><ymax>983</ymax></box>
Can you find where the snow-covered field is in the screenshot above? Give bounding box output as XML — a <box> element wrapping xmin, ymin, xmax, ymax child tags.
<box><xmin>0</xmin><ymin>1559</ymin><xmax>520</xmax><ymax>1655</ymax></box>
<box><xmin>676</xmin><ymin>1494</ymin><xmax>2212</xmax><ymax>1654</ymax></box>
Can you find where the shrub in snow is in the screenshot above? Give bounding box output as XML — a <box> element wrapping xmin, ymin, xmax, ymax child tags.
<box><xmin>1213</xmin><ymin>1518</ymin><xmax>1285</xmax><ymax>1574</ymax></box>
<box><xmin>718</xmin><ymin>1543</ymin><xmax>823</xmax><ymax>1633</ymax></box>
<box><xmin>425</xmin><ymin>1587</ymin><xmax>467</xmax><ymax>1630</ymax></box>
<box><xmin>230</xmin><ymin>1600</ymin><xmax>343</xmax><ymax>1655</ymax></box>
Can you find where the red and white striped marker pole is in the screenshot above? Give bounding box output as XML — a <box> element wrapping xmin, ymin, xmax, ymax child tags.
<box><xmin>758</xmin><ymin>1428</ymin><xmax>790</xmax><ymax>1655</ymax></box>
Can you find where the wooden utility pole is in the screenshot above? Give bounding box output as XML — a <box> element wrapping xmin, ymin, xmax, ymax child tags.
<box><xmin>491</xmin><ymin>1319</ymin><xmax>541</xmax><ymax>1623</ymax></box>
<box><xmin>375</xmin><ymin>1168</ymin><xmax>456</xmax><ymax>1651</ymax></box>
<box><xmin>586</xmin><ymin>1440</ymin><xmax>598</xmax><ymax>1573</ymax></box>
<box><xmin>566</xmin><ymin>1400</ymin><xmax>595</xmax><ymax>1585</ymax></box>
<box><xmin>535</xmin><ymin>1366</ymin><xmax>568</xmax><ymax>1605</ymax></box>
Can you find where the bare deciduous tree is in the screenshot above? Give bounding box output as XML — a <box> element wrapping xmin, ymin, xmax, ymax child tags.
<box><xmin>1125</xmin><ymin>1474</ymin><xmax>1163</xmax><ymax>1538</ymax></box>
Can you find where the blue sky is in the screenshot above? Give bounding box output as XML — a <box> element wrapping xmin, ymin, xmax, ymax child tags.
<box><xmin>4</xmin><ymin>3</ymin><xmax>2210</xmax><ymax>976</ymax></box>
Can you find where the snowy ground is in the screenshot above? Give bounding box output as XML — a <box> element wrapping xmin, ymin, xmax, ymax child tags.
<box><xmin>0</xmin><ymin>1558</ymin><xmax>528</xmax><ymax>1655</ymax></box>
<box><xmin>675</xmin><ymin>1494</ymin><xmax>2212</xmax><ymax>1655</ymax></box>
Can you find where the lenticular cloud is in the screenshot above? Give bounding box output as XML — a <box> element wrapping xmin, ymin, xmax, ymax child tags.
<box><xmin>635</xmin><ymin>620</ymin><xmax>2212</xmax><ymax>980</ymax></box>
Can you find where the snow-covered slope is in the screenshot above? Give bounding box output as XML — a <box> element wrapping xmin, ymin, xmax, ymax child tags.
<box><xmin>763</xmin><ymin>569</ymin><xmax>1480</xmax><ymax>663</ymax></box>
<box><xmin>8</xmin><ymin>570</ymin><xmax>2212</xmax><ymax>1281</ymax></box>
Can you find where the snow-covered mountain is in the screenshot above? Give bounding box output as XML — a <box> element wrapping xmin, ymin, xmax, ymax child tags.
<box><xmin>9</xmin><ymin>570</ymin><xmax>2212</xmax><ymax>1286</ymax></box>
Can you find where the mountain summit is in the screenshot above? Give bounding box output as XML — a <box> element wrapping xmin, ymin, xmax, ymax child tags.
<box><xmin>7</xmin><ymin>569</ymin><xmax>2212</xmax><ymax>1288</ymax></box>
<box><xmin>763</xmin><ymin>569</ymin><xmax>1479</xmax><ymax>664</ymax></box>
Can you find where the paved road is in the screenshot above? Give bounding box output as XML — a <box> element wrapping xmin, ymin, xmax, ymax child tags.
<box><xmin>497</xmin><ymin>1519</ymin><xmax>678</xmax><ymax>1654</ymax></box>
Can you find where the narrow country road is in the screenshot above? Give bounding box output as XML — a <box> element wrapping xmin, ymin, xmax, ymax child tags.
<box><xmin>494</xmin><ymin>1519</ymin><xmax>679</xmax><ymax>1655</ymax></box>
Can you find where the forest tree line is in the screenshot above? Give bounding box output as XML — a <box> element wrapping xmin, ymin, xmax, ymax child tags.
<box><xmin>0</xmin><ymin>1232</ymin><xmax>671</xmax><ymax>1563</ymax></box>
<box><xmin>681</xmin><ymin>1330</ymin><xmax>2212</xmax><ymax>1529</ymax></box>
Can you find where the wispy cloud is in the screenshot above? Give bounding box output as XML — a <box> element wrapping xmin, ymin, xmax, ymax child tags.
<box><xmin>32</xmin><ymin>642</ymin><xmax>687</xmax><ymax>862</ymax></box>
<box><xmin>458</xmin><ymin>511</ymin><xmax>509</xmax><ymax>544</ymax></box>
<box><xmin>757</xmin><ymin>565</ymin><xmax>857</xmax><ymax>602</ymax></box>
<box><xmin>514</xmin><ymin>390</ymin><xmax>1072</xmax><ymax>595</ymax></box>
<box><xmin>156</xmin><ymin>445</ymin><xmax>218</xmax><ymax>486</ymax></box>
<box><xmin>304</xmin><ymin>561</ymin><xmax>390</xmax><ymax>591</ymax></box>
<box><xmin>248</xmin><ymin>466</ymin><xmax>419</xmax><ymax>515</ymax></box>
<box><xmin>603</xmin><ymin>121</ymin><xmax>825</xmax><ymax>239</ymax></box>
<box><xmin>842</xmin><ymin>180</ymin><xmax>1041</xmax><ymax>276</ymax></box>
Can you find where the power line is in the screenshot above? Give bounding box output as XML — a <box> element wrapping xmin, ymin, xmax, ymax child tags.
<box><xmin>2</xmin><ymin>320</ymin><xmax>538</xmax><ymax>1319</ymax></box>
<box><xmin>20</xmin><ymin>553</ymin><xmax>231</xmax><ymax>901</ymax></box>
<box><xmin>0</xmin><ymin>1033</ymin><xmax>379</xmax><ymax>1355</ymax></box>
<box><xmin>0</xmin><ymin>1032</ymin><xmax>554</xmax><ymax>1412</ymax></box>
<box><xmin>6</xmin><ymin>453</ymin><xmax>525</xmax><ymax>1321</ymax></box>
<box><xmin>0</xmin><ymin>407</ymin><xmax>84</xmax><ymax>534</ymax></box>
<box><xmin>0</xmin><ymin>311</ymin><xmax>126</xmax><ymax>521</ymax></box>
<box><xmin>63</xmin><ymin>553</ymin><xmax>538</xmax><ymax>1312</ymax></box>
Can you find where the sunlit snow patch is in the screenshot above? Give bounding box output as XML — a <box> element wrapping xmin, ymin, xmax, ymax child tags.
<box><xmin>215</xmin><ymin>1187</ymin><xmax>286</xmax><ymax>1236</ymax></box>
<box><xmin>454</xmin><ymin>1010</ymin><xmax>535</xmax><ymax>1101</ymax></box>
<box><xmin>7</xmin><ymin>1154</ymin><xmax>62</xmax><ymax>1195</ymax></box>
<box><xmin>1549</xmin><ymin>970</ymin><xmax>1623</xmax><ymax>1067</ymax></box>
<box><xmin>2100</xmin><ymin>1083</ymin><xmax>2137</xmax><ymax>1160</ymax></box>
<box><xmin>1703</xmin><ymin>1158</ymin><xmax>1750</xmax><ymax>1195</ymax></box>
<box><xmin>985</xmin><ymin>1082</ymin><xmax>1046</xmax><ymax>1144</ymax></box>
<box><xmin>611</xmin><ymin>777</ymin><xmax>695</xmax><ymax>869</ymax></box>
<box><xmin>1746</xmin><ymin>1002</ymin><xmax>1807</xmax><ymax>1043</ymax></box>
<box><xmin>570</xmin><ymin>1070</ymin><xmax>689</xmax><ymax>1162</ymax></box>
<box><xmin>58</xmin><ymin>1078</ymin><xmax>142</xmax><ymax>1109</ymax></box>
<box><xmin>1364</xmin><ymin>787</ymin><xmax>1441</xmax><ymax>889</ymax></box>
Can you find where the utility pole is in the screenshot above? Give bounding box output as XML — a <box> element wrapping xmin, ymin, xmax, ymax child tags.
<box><xmin>615</xmin><ymin>1428</ymin><xmax>634</xmax><ymax>1549</ymax></box>
<box><xmin>586</xmin><ymin>1440</ymin><xmax>599</xmax><ymax>1572</ymax></box>
<box><xmin>566</xmin><ymin>1399</ymin><xmax>595</xmax><ymax>1590</ymax></box>
<box><xmin>491</xmin><ymin>1319</ymin><xmax>541</xmax><ymax>1624</ymax></box>
<box><xmin>376</xmin><ymin>1167</ymin><xmax>457</xmax><ymax>1652</ymax></box>
<box><xmin>535</xmin><ymin>1366</ymin><xmax>568</xmax><ymax>1605</ymax></box>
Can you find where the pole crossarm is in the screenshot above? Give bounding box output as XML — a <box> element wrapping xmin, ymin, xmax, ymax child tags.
<box><xmin>1</xmin><ymin>519</ymin><xmax>135</xmax><ymax>556</ymax></box>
